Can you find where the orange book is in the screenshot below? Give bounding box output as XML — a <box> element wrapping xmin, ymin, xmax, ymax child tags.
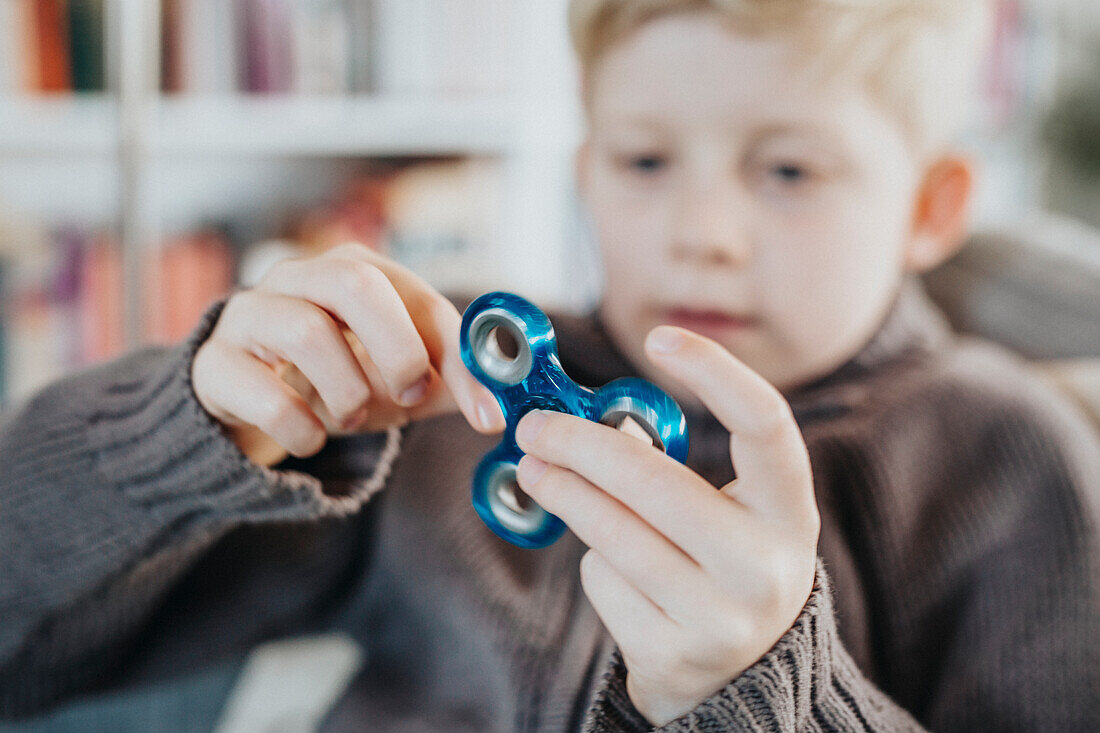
<box><xmin>148</xmin><ymin>232</ymin><xmax>235</xmax><ymax>345</ymax></box>
<box><xmin>79</xmin><ymin>234</ymin><xmax>124</xmax><ymax>364</ymax></box>
<box><xmin>31</xmin><ymin>0</ymin><xmax>72</xmax><ymax>92</ymax></box>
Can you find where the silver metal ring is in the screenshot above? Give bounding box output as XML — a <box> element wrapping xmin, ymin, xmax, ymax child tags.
<box><xmin>599</xmin><ymin>398</ymin><xmax>665</xmax><ymax>451</ymax></box>
<box><xmin>468</xmin><ymin>308</ymin><xmax>533</xmax><ymax>386</ymax></box>
<box><xmin>485</xmin><ymin>462</ymin><xmax>548</xmax><ymax>535</ymax></box>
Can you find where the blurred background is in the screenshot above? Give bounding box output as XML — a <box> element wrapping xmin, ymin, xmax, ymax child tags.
<box><xmin>0</xmin><ymin>0</ymin><xmax>1098</xmax><ymax>415</ymax></box>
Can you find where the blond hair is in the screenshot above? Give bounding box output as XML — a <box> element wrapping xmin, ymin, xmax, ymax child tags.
<box><xmin>568</xmin><ymin>0</ymin><xmax>992</xmax><ymax>153</ymax></box>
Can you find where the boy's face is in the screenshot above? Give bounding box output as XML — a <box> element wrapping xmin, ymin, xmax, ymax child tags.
<box><xmin>578</xmin><ymin>12</ymin><xmax>932</xmax><ymax>396</ymax></box>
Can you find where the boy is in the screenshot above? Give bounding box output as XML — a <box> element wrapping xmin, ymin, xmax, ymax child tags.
<box><xmin>2</xmin><ymin>0</ymin><xmax>1098</xmax><ymax>730</ymax></box>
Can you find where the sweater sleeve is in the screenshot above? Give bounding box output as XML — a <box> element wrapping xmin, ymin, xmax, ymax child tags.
<box><xmin>581</xmin><ymin>560</ymin><xmax>927</xmax><ymax>732</ymax></box>
<box><xmin>0</xmin><ymin>301</ymin><xmax>401</xmax><ymax>718</ymax></box>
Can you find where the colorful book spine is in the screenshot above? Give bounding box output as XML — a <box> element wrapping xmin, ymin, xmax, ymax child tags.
<box><xmin>291</xmin><ymin>0</ymin><xmax>350</xmax><ymax>95</ymax></box>
<box><xmin>31</xmin><ymin>0</ymin><xmax>72</xmax><ymax>92</ymax></box>
<box><xmin>0</xmin><ymin>0</ymin><xmax>24</xmax><ymax>94</ymax></box>
<box><xmin>239</xmin><ymin>0</ymin><xmax>294</xmax><ymax>93</ymax></box>
<box><xmin>78</xmin><ymin>233</ymin><xmax>124</xmax><ymax>364</ymax></box>
<box><xmin>178</xmin><ymin>0</ymin><xmax>239</xmax><ymax>94</ymax></box>
<box><xmin>68</xmin><ymin>0</ymin><xmax>105</xmax><ymax>92</ymax></box>
<box><xmin>146</xmin><ymin>230</ymin><xmax>235</xmax><ymax>344</ymax></box>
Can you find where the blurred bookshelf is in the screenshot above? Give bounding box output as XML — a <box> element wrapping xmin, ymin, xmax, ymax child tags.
<box><xmin>0</xmin><ymin>0</ymin><xmax>583</xmax><ymax>407</ymax></box>
<box><xmin>2</xmin><ymin>0</ymin><xmax>1098</xmax><ymax>409</ymax></box>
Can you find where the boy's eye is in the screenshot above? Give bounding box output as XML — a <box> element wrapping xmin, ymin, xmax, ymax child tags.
<box><xmin>771</xmin><ymin>163</ymin><xmax>809</xmax><ymax>183</ymax></box>
<box><xmin>620</xmin><ymin>155</ymin><xmax>667</xmax><ymax>174</ymax></box>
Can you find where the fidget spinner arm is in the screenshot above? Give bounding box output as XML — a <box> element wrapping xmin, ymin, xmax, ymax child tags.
<box><xmin>460</xmin><ymin>292</ymin><xmax>689</xmax><ymax>549</ymax></box>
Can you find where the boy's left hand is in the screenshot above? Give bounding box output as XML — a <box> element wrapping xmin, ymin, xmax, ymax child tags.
<box><xmin>514</xmin><ymin>326</ymin><xmax>820</xmax><ymax>727</ymax></box>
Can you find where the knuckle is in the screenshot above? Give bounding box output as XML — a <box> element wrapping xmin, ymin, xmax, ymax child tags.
<box><xmin>335</xmin><ymin>260</ymin><xmax>387</xmax><ymax>300</ymax></box>
<box><xmin>710</xmin><ymin>616</ymin><xmax>752</xmax><ymax>664</ymax></box>
<box><xmin>284</xmin><ymin>307</ymin><xmax>333</xmax><ymax>354</ymax></box>
<box><xmin>327</xmin><ymin>241</ymin><xmax>375</xmax><ymax>261</ymax></box>
<box><xmin>257</xmin><ymin>254</ymin><xmax>305</xmax><ymax>286</ymax></box>
<box><xmin>750</xmin><ymin>392</ymin><xmax>796</xmax><ymax>439</ymax></box>
<box><xmin>757</xmin><ymin>552</ymin><xmax>803</xmax><ymax>615</ymax></box>
<box><xmin>219</xmin><ymin>289</ymin><xmax>259</xmax><ymax>326</ymax></box>
<box><xmin>393</xmin><ymin>349</ymin><xmax>431</xmax><ymax>389</ymax></box>
<box><xmin>343</xmin><ymin>383</ymin><xmax>372</xmax><ymax>415</ymax></box>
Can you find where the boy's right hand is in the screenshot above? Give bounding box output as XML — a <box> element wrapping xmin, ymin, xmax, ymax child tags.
<box><xmin>191</xmin><ymin>242</ymin><xmax>506</xmax><ymax>467</ymax></box>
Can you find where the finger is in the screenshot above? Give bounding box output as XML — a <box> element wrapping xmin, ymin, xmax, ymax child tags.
<box><xmin>321</xmin><ymin>244</ymin><xmax>503</xmax><ymax>432</ymax></box>
<box><xmin>644</xmin><ymin>326</ymin><xmax>815</xmax><ymax>521</ymax></box>
<box><xmin>258</xmin><ymin>255</ymin><xmax>432</xmax><ymax>405</ymax></box>
<box><xmin>194</xmin><ymin>340</ymin><xmax>326</xmax><ymax>457</ymax></box>
<box><xmin>515</xmin><ymin>410</ymin><xmax>739</xmax><ymax>563</ymax></box>
<box><xmin>266</xmin><ymin>246</ymin><xmax>503</xmax><ymax>434</ymax></box>
<box><xmin>516</xmin><ymin>455</ymin><xmax>714</xmax><ymax>625</ymax></box>
<box><xmin>339</xmin><ymin>328</ymin><xmax>454</xmax><ymax>428</ymax></box>
<box><xmin>398</xmin><ymin>284</ymin><xmax>505</xmax><ymax>433</ymax></box>
<box><xmin>578</xmin><ymin>549</ymin><xmax>679</xmax><ymax>661</ymax></box>
<box><xmin>219</xmin><ymin>291</ymin><xmax>371</xmax><ymax>429</ymax></box>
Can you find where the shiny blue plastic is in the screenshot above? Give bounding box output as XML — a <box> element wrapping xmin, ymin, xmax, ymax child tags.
<box><xmin>460</xmin><ymin>291</ymin><xmax>689</xmax><ymax>548</ymax></box>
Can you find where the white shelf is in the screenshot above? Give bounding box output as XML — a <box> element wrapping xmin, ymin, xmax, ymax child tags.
<box><xmin>0</xmin><ymin>96</ymin><xmax>118</xmax><ymax>156</ymax></box>
<box><xmin>154</xmin><ymin>96</ymin><xmax>519</xmax><ymax>157</ymax></box>
<box><xmin>0</xmin><ymin>95</ymin><xmax>520</xmax><ymax>159</ymax></box>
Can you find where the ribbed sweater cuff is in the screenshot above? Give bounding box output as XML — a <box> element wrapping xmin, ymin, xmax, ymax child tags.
<box><xmin>584</xmin><ymin>561</ymin><xmax>911</xmax><ymax>732</ymax></box>
<box><xmin>88</xmin><ymin>299</ymin><xmax>401</xmax><ymax>526</ymax></box>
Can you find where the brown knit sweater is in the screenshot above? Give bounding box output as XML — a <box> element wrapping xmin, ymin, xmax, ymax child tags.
<box><xmin>1</xmin><ymin>281</ymin><xmax>1098</xmax><ymax>731</ymax></box>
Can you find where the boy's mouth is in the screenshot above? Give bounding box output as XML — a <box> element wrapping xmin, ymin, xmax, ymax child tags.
<box><xmin>663</xmin><ymin>307</ymin><xmax>759</xmax><ymax>337</ymax></box>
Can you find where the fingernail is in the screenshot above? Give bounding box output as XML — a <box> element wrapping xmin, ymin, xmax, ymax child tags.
<box><xmin>477</xmin><ymin>397</ymin><xmax>502</xmax><ymax>431</ymax></box>
<box><xmin>647</xmin><ymin>327</ymin><xmax>683</xmax><ymax>354</ymax></box>
<box><xmin>516</xmin><ymin>410</ymin><xmax>548</xmax><ymax>445</ymax></box>
<box><xmin>398</xmin><ymin>374</ymin><xmax>430</xmax><ymax>406</ymax></box>
<box><xmin>517</xmin><ymin>456</ymin><xmax>548</xmax><ymax>485</ymax></box>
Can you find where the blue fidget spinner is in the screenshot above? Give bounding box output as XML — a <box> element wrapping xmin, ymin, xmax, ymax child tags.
<box><xmin>460</xmin><ymin>292</ymin><xmax>689</xmax><ymax>549</ymax></box>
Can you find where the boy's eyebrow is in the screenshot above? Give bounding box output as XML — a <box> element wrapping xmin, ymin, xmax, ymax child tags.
<box><xmin>593</xmin><ymin>116</ymin><xmax>670</xmax><ymax>135</ymax></box>
<box><xmin>744</xmin><ymin>122</ymin><xmax>854</xmax><ymax>153</ymax></box>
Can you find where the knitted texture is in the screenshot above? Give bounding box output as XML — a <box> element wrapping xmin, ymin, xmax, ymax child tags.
<box><xmin>0</xmin><ymin>301</ymin><xmax>400</xmax><ymax>717</ymax></box>
<box><xmin>2</xmin><ymin>282</ymin><xmax>1098</xmax><ymax>731</ymax></box>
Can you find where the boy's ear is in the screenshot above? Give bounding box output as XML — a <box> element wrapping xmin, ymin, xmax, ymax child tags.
<box><xmin>904</xmin><ymin>155</ymin><xmax>975</xmax><ymax>273</ymax></box>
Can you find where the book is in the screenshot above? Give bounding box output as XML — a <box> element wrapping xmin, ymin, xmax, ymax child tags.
<box><xmin>239</xmin><ymin>0</ymin><xmax>294</xmax><ymax>93</ymax></box>
<box><xmin>146</xmin><ymin>230</ymin><xmax>235</xmax><ymax>344</ymax></box>
<box><xmin>177</xmin><ymin>0</ymin><xmax>239</xmax><ymax>94</ymax></box>
<box><xmin>31</xmin><ymin>0</ymin><xmax>72</xmax><ymax>92</ymax></box>
<box><xmin>371</xmin><ymin>0</ymin><xmax>434</xmax><ymax>95</ymax></box>
<box><xmin>291</xmin><ymin>0</ymin><xmax>350</xmax><ymax>95</ymax></box>
<box><xmin>161</xmin><ymin>0</ymin><xmax>184</xmax><ymax>92</ymax></box>
<box><xmin>0</xmin><ymin>0</ymin><xmax>25</xmax><ymax>94</ymax></box>
<box><xmin>68</xmin><ymin>0</ymin><xmax>105</xmax><ymax>92</ymax></box>
<box><xmin>344</xmin><ymin>0</ymin><xmax>372</xmax><ymax>93</ymax></box>
<box><xmin>78</xmin><ymin>233</ymin><xmax>123</xmax><ymax>364</ymax></box>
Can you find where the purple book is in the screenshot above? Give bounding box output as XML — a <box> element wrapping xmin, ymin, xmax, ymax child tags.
<box><xmin>239</xmin><ymin>0</ymin><xmax>293</xmax><ymax>93</ymax></box>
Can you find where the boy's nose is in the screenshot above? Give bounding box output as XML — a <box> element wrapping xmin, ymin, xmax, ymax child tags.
<box><xmin>670</xmin><ymin>185</ymin><xmax>751</xmax><ymax>267</ymax></box>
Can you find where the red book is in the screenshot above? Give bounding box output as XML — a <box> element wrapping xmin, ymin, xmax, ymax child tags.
<box><xmin>31</xmin><ymin>0</ymin><xmax>72</xmax><ymax>92</ymax></box>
